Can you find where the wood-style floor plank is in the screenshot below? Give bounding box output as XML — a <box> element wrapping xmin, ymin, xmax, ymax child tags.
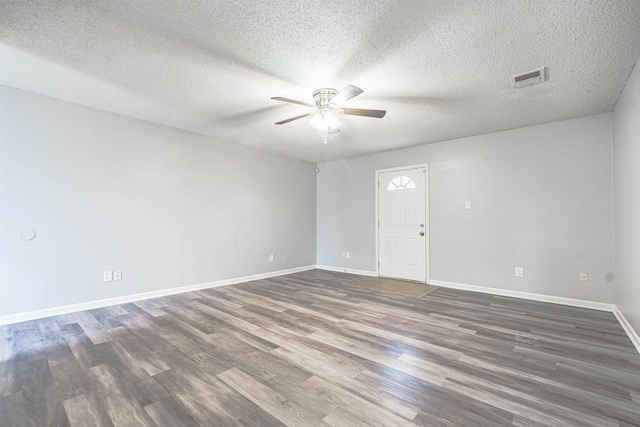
<box><xmin>1</xmin><ymin>269</ymin><xmax>639</xmax><ymax>426</ymax></box>
<box><xmin>63</xmin><ymin>393</ymin><xmax>113</xmax><ymax>427</ymax></box>
<box><xmin>218</xmin><ymin>367</ymin><xmax>323</xmax><ymax>427</ymax></box>
<box><xmin>86</xmin><ymin>363</ymin><xmax>156</xmax><ymax>427</ymax></box>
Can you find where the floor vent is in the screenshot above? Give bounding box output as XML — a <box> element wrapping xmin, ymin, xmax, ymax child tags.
<box><xmin>511</xmin><ymin>67</ymin><xmax>547</xmax><ymax>88</ymax></box>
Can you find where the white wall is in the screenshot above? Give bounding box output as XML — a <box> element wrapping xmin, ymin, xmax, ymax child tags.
<box><xmin>318</xmin><ymin>114</ymin><xmax>615</xmax><ymax>303</ymax></box>
<box><xmin>613</xmin><ymin>63</ymin><xmax>640</xmax><ymax>332</ymax></box>
<box><xmin>0</xmin><ymin>85</ymin><xmax>317</xmax><ymax>317</ymax></box>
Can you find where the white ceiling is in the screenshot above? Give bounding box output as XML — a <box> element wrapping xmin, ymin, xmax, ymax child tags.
<box><xmin>2</xmin><ymin>1</ymin><xmax>640</xmax><ymax>163</ymax></box>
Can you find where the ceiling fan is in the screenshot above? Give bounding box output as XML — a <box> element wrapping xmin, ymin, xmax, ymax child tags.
<box><xmin>271</xmin><ymin>85</ymin><xmax>386</xmax><ymax>143</ymax></box>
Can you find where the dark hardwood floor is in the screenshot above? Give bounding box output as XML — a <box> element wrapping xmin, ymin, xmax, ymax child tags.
<box><xmin>1</xmin><ymin>269</ymin><xmax>639</xmax><ymax>426</ymax></box>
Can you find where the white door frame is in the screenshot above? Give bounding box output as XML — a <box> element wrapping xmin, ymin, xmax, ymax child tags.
<box><xmin>375</xmin><ymin>163</ymin><xmax>430</xmax><ymax>282</ymax></box>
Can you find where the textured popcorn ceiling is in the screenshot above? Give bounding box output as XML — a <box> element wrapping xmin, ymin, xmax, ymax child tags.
<box><xmin>1</xmin><ymin>1</ymin><xmax>639</xmax><ymax>163</ymax></box>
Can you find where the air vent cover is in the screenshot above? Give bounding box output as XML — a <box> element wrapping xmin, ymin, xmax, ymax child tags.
<box><xmin>511</xmin><ymin>67</ymin><xmax>547</xmax><ymax>88</ymax></box>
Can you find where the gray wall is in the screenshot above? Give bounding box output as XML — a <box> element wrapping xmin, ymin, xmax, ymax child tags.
<box><xmin>318</xmin><ymin>114</ymin><xmax>615</xmax><ymax>303</ymax></box>
<box><xmin>0</xmin><ymin>85</ymin><xmax>317</xmax><ymax>317</ymax></box>
<box><xmin>613</xmin><ymin>62</ymin><xmax>640</xmax><ymax>331</ymax></box>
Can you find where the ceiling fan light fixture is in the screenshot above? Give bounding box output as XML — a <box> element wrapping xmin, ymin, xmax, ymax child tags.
<box><xmin>309</xmin><ymin>108</ymin><xmax>341</xmax><ymax>131</ymax></box>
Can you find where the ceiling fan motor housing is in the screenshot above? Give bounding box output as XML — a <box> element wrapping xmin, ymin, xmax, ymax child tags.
<box><xmin>313</xmin><ymin>88</ymin><xmax>338</xmax><ymax>108</ymax></box>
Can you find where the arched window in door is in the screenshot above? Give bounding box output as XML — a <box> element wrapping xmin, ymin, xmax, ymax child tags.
<box><xmin>387</xmin><ymin>175</ymin><xmax>416</xmax><ymax>190</ymax></box>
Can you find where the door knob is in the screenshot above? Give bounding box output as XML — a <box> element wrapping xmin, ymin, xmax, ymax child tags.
<box><xmin>420</xmin><ymin>231</ymin><xmax>425</xmax><ymax>236</ymax></box>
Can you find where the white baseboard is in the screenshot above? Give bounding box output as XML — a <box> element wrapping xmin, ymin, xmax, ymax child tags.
<box><xmin>612</xmin><ymin>306</ymin><xmax>640</xmax><ymax>354</ymax></box>
<box><xmin>0</xmin><ymin>265</ymin><xmax>316</xmax><ymax>326</ymax></box>
<box><xmin>316</xmin><ymin>265</ymin><xmax>377</xmax><ymax>277</ymax></box>
<box><xmin>429</xmin><ymin>279</ymin><xmax>615</xmax><ymax>312</ymax></box>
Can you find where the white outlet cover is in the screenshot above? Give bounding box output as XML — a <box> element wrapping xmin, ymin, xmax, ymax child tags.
<box><xmin>515</xmin><ymin>267</ymin><xmax>524</xmax><ymax>277</ymax></box>
<box><xmin>114</xmin><ymin>271</ymin><xmax>122</xmax><ymax>280</ymax></box>
<box><xmin>465</xmin><ymin>201</ymin><xmax>472</xmax><ymax>210</ymax></box>
<box><xmin>103</xmin><ymin>271</ymin><xmax>113</xmax><ymax>282</ymax></box>
<box><xmin>346</xmin><ymin>252</ymin><xmax>350</xmax><ymax>259</ymax></box>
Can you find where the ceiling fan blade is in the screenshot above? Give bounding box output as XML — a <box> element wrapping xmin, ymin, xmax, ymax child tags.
<box><xmin>271</xmin><ymin>97</ymin><xmax>314</xmax><ymax>107</ymax></box>
<box><xmin>341</xmin><ymin>108</ymin><xmax>386</xmax><ymax>118</ymax></box>
<box><xmin>275</xmin><ymin>113</ymin><xmax>311</xmax><ymax>125</ymax></box>
<box><xmin>330</xmin><ymin>84</ymin><xmax>364</xmax><ymax>106</ymax></box>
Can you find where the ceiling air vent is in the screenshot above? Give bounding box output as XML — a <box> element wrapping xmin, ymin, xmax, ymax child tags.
<box><xmin>510</xmin><ymin>67</ymin><xmax>547</xmax><ymax>88</ymax></box>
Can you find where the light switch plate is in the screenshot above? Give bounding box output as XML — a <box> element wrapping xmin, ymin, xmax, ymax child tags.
<box><xmin>103</xmin><ymin>271</ymin><xmax>113</xmax><ymax>282</ymax></box>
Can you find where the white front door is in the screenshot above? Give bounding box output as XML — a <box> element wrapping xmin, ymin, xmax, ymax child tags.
<box><xmin>378</xmin><ymin>167</ymin><xmax>427</xmax><ymax>282</ymax></box>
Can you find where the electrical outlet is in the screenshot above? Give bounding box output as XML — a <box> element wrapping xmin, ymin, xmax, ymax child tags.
<box><xmin>515</xmin><ymin>267</ymin><xmax>524</xmax><ymax>277</ymax></box>
<box><xmin>103</xmin><ymin>271</ymin><xmax>113</xmax><ymax>282</ymax></box>
<box><xmin>579</xmin><ymin>272</ymin><xmax>589</xmax><ymax>282</ymax></box>
<box><xmin>269</xmin><ymin>254</ymin><xmax>274</xmax><ymax>262</ymax></box>
<box><xmin>114</xmin><ymin>271</ymin><xmax>122</xmax><ymax>281</ymax></box>
<box><xmin>346</xmin><ymin>252</ymin><xmax>350</xmax><ymax>259</ymax></box>
<box><xmin>341</xmin><ymin>252</ymin><xmax>345</xmax><ymax>258</ymax></box>
<box><xmin>465</xmin><ymin>200</ymin><xmax>472</xmax><ymax>210</ymax></box>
